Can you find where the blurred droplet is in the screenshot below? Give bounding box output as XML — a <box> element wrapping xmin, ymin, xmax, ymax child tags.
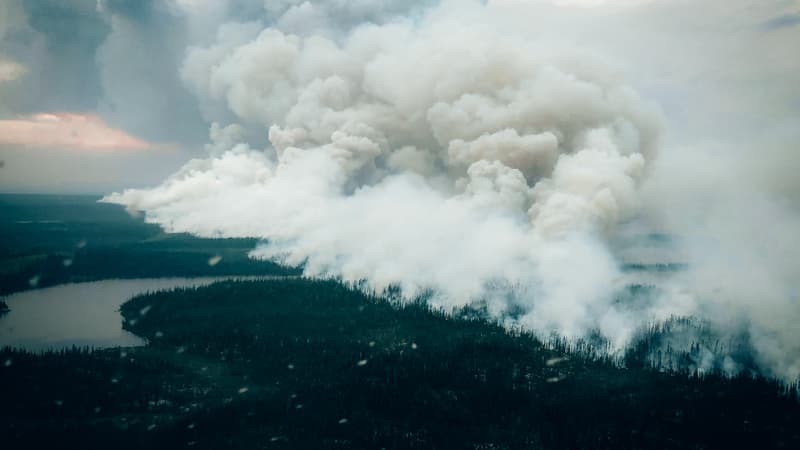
<box><xmin>111</xmin><ymin>378</ymin><xmax>119</xmax><ymax>384</ymax></box>
<box><xmin>368</xmin><ymin>341</ymin><xmax>376</xmax><ymax>347</ymax></box>
<box><xmin>3</xmin><ymin>359</ymin><xmax>12</xmax><ymax>367</ymax></box>
<box><xmin>62</xmin><ymin>258</ymin><xmax>73</xmax><ymax>267</ymax></box>
<box><xmin>54</xmin><ymin>400</ymin><xmax>63</xmax><ymax>407</ymax></box>
<box><xmin>176</xmin><ymin>346</ymin><xmax>186</xmax><ymax>354</ymax></box>
<box><xmin>147</xmin><ymin>424</ymin><xmax>156</xmax><ymax>431</ymax></box>
<box><xmin>207</xmin><ymin>255</ymin><xmax>223</xmax><ymax>266</ymax></box>
<box><xmin>357</xmin><ymin>359</ymin><xmax>368</xmax><ymax>367</ymax></box>
<box><xmin>411</xmin><ymin>343</ymin><xmax>418</xmax><ymax>350</ymax></box>
<box><xmin>238</xmin><ymin>387</ymin><xmax>249</xmax><ymax>394</ymax></box>
<box><xmin>187</xmin><ymin>423</ymin><xmax>195</xmax><ymax>430</ymax></box>
<box><xmin>28</xmin><ymin>275</ymin><xmax>40</xmax><ymax>287</ymax></box>
<box><xmin>154</xmin><ymin>331</ymin><xmax>164</xmax><ymax>338</ymax></box>
<box><xmin>287</xmin><ymin>363</ymin><xmax>295</xmax><ymax>370</ymax></box>
<box><xmin>546</xmin><ymin>357</ymin><xmax>568</xmax><ymax>367</ymax></box>
<box><xmin>76</xmin><ymin>239</ymin><xmax>87</xmax><ymax>249</ymax></box>
<box><xmin>139</xmin><ymin>305</ymin><xmax>152</xmax><ymax>316</ymax></box>
<box><xmin>338</xmin><ymin>418</ymin><xmax>348</xmax><ymax>425</ymax></box>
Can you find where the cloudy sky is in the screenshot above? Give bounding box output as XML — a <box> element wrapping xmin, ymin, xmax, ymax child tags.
<box><xmin>0</xmin><ymin>0</ymin><xmax>797</xmax><ymax>193</ymax></box>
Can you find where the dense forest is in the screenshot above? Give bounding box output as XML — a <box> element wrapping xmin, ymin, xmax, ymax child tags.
<box><xmin>0</xmin><ymin>194</ymin><xmax>299</xmax><ymax>295</ymax></box>
<box><xmin>2</xmin><ymin>278</ymin><xmax>798</xmax><ymax>449</ymax></box>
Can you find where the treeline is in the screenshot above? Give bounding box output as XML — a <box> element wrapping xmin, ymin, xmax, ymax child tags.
<box><xmin>0</xmin><ymin>194</ymin><xmax>301</xmax><ymax>295</ymax></box>
<box><xmin>624</xmin><ymin>316</ymin><xmax>767</xmax><ymax>379</ymax></box>
<box><xmin>3</xmin><ymin>278</ymin><xmax>799</xmax><ymax>449</ymax></box>
<box><xmin>0</xmin><ymin>245</ymin><xmax>300</xmax><ymax>296</ymax></box>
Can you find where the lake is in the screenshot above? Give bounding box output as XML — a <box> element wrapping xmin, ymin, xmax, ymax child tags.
<box><xmin>0</xmin><ymin>278</ymin><xmax>258</xmax><ymax>351</ymax></box>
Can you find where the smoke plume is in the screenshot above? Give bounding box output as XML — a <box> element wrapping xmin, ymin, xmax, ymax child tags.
<box><xmin>103</xmin><ymin>0</ymin><xmax>800</xmax><ymax>381</ymax></box>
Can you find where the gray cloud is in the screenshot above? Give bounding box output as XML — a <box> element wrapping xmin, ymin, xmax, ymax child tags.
<box><xmin>0</xmin><ymin>0</ymin><xmax>439</xmax><ymax>147</ymax></box>
<box><xmin>0</xmin><ymin>0</ymin><xmax>206</xmax><ymax>145</ymax></box>
<box><xmin>762</xmin><ymin>12</ymin><xmax>800</xmax><ymax>30</ymax></box>
<box><xmin>95</xmin><ymin>3</ymin><xmax>207</xmax><ymax>144</ymax></box>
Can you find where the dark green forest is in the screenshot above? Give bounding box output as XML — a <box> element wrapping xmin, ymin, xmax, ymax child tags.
<box><xmin>0</xmin><ymin>194</ymin><xmax>299</xmax><ymax>295</ymax></box>
<box><xmin>2</xmin><ymin>194</ymin><xmax>799</xmax><ymax>449</ymax></box>
<box><xmin>2</xmin><ymin>278</ymin><xmax>799</xmax><ymax>449</ymax></box>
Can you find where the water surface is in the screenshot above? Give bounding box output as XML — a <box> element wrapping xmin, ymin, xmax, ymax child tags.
<box><xmin>0</xmin><ymin>278</ymin><xmax>245</xmax><ymax>351</ymax></box>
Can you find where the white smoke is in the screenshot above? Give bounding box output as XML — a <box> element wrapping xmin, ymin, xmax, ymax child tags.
<box><xmin>104</xmin><ymin>0</ymin><xmax>800</xmax><ymax>381</ymax></box>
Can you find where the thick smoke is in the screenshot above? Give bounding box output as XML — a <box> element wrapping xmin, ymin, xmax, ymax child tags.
<box><xmin>104</xmin><ymin>0</ymin><xmax>800</xmax><ymax>381</ymax></box>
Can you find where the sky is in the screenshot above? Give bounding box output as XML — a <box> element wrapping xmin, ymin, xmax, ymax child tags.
<box><xmin>0</xmin><ymin>0</ymin><xmax>797</xmax><ymax>193</ymax></box>
<box><xmin>2</xmin><ymin>1</ymin><xmax>800</xmax><ymax>379</ymax></box>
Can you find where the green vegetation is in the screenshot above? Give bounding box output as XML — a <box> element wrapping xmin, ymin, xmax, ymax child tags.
<box><xmin>2</xmin><ymin>278</ymin><xmax>798</xmax><ymax>449</ymax></box>
<box><xmin>2</xmin><ymin>194</ymin><xmax>799</xmax><ymax>449</ymax></box>
<box><xmin>0</xmin><ymin>194</ymin><xmax>300</xmax><ymax>295</ymax></box>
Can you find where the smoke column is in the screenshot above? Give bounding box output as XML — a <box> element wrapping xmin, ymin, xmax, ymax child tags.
<box><xmin>104</xmin><ymin>0</ymin><xmax>800</xmax><ymax>382</ymax></box>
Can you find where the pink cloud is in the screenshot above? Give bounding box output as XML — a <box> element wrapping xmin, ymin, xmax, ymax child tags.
<box><xmin>0</xmin><ymin>113</ymin><xmax>158</xmax><ymax>151</ymax></box>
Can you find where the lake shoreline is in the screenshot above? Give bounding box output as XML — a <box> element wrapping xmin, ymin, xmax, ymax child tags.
<box><xmin>0</xmin><ymin>276</ymin><xmax>296</xmax><ymax>353</ymax></box>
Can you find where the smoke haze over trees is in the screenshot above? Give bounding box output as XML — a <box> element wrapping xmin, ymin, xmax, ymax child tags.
<box><xmin>1</xmin><ymin>1</ymin><xmax>799</xmax><ymax>380</ymax></box>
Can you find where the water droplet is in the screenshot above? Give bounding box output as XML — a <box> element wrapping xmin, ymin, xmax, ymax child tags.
<box><xmin>546</xmin><ymin>357</ymin><xmax>568</xmax><ymax>367</ymax></box>
<box><xmin>154</xmin><ymin>331</ymin><xmax>164</xmax><ymax>338</ymax></box>
<box><xmin>28</xmin><ymin>275</ymin><xmax>40</xmax><ymax>287</ymax></box>
<box><xmin>356</xmin><ymin>359</ymin><xmax>368</xmax><ymax>367</ymax></box>
<box><xmin>411</xmin><ymin>343</ymin><xmax>418</xmax><ymax>350</ymax></box>
<box><xmin>338</xmin><ymin>418</ymin><xmax>348</xmax><ymax>425</ymax></box>
<box><xmin>3</xmin><ymin>359</ymin><xmax>12</xmax><ymax>367</ymax></box>
<box><xmin>368</xmin><ymin>341</ymin><xmax>376</xmax><ymax>347</ymax></box>
<box><xmin>62</xmin><ymin>259</ymin><xmax>73</xmax><ymax>267</ymax></box>
<box><xmin>238</xmin><ymin>387</ymin><xmax>249</xmax><ymax>394</ymax></box>
<box><xmin>207</xmin><ymin>255</ymin><xmax>223</xmax><ymax>266</ymax></box>
<box><xmin>287</xmin><ymin>363</ymin><xmax>295</xmax><ymax>370</ymax></box>
<box><xmin>139</xmin><ymin>305</ymin><xmax>152</xmax><ymax>316</ymax></box>
<box><xmin>147</xmin><ymin>424</ymin><xmax>156</xmax><ymax>431</ymax></box>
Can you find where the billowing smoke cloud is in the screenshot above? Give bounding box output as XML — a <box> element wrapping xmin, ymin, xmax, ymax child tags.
<box><xmin>102</xmin><ymin>0</ymin><xmax>800</xmax><ymax>381</ymax></box>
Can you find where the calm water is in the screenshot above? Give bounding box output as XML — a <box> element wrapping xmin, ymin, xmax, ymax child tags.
<box><xmin>0</xmin><ymin>278</ymin><xmax>247</xmax><ymax>351</ymax></box>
